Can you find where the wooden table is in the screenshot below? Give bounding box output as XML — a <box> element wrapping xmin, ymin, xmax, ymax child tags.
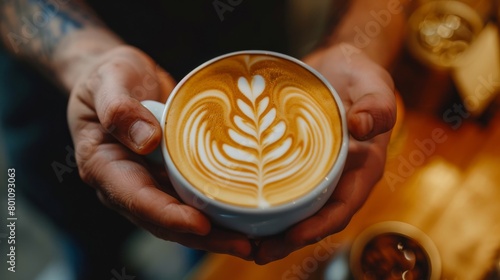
<box><xmin>187</xmin><ymin>48</ymin><xmax>500</xmax><ymax>280</ymax></box>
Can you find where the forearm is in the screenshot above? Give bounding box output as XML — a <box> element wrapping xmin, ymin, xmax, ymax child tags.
<box><xmin>0</xmin><ymin>0</ymin><xmax>123</xmax><ymax>92</ymax></box>
<box><xmin>322</xmin><ymin>0</ymin><xmax>408</xmax><ymax>68</ymax></box>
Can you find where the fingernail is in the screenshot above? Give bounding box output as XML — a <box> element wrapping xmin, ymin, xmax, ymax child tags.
<box><xmin>358</xmin><ymin>112</ymin><xmax>374</xmax><ymax>139</ymax></box>
<box><xmin>129</xmin><ymin>120</ymin><xmax>155</xmax><ymax>149</ymax></box>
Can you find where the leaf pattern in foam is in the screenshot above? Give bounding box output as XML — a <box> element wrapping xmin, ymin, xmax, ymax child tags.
<box><xmin>262</xmin><ymin>120</ymin><xmax>286</xmax><ymax>147</ymax></box>
<box><xmin>257</xmin><ymin>97</ymin><xmax>269</xmax><ymax>117</ymax></box>
<box><xmin>179</xmin><ymin>74</ymin><xmax>334</xmax><ymax>208</ymax></box>
<box><xmin>238</xmin><ymin>75</ymin><xmax>265</xmax><ymax>103</ymax></box>
<box><xmin>221</xmin><ymin>75</ymin><xmax>294</xmax><ymax>206</ymax></box>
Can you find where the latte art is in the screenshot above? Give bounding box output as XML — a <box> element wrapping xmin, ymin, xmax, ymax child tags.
<box><xmin>166</xmin><ymin>54</ymin><xmax>342</xmax><ymax>208</ymax></box>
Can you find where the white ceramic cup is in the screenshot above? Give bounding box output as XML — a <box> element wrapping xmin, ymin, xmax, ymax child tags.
<box><xmin>142</xmin><ymin>50</ymin><xmax>348</xmax><ymax>237</ymax></box>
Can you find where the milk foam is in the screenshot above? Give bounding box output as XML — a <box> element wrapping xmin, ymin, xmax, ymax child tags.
<box><xmin>166</xmin><ymin>54</ymin><xmax>341</xmax><ymax>208</ymax></box>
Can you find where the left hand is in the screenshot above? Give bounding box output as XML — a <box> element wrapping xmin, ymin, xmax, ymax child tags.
<box><xmin>67</xmin><ymin>46</ymin><xmax>254</xmax><ymax>260</ymax></box>
<box><xmin>254</xmin><ymin>44</ymin><xmax>397</xmax><ymax>264</ymax></box>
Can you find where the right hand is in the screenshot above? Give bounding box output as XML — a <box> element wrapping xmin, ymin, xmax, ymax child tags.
<box><xmin>254</xmin><ymin>45</ymin><xmax>397</xmax><ymax>264</ymax></box>
<box><xmin>67</xmin><ymin>46</ymin><xmax>253</xmax><ymax>259</ymax></box>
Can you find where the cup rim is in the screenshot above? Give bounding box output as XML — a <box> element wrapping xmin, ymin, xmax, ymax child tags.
<box><xmin>160</xmin><ymin>50</ymin><xmax>349</xmax><ymax>214</ymax></box>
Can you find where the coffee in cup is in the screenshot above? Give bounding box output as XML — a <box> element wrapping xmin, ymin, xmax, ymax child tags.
<box><xmin>165</xmin><ymin>53</ymin><xmax>342</xmax><ymax>209</ymax></box>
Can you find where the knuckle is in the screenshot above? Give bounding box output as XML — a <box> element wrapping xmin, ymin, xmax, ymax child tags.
<box><xmin>337</xmin><ymin>214</ymin><xmax>353</xmax><ymax>232</ymax></box>
<box><xmin>73</xmin><ymin>130</ymin><xmax>105</xmax><ymax>185</ymax></box>
<box><xmin>371</xmin><ymin>96</ymin><xmax>397</xmax><ymax>133</ymax></box>
<box><xmin>85</xmin><ymin>71</ymin><xmax>103</xmax><ymax>93</ymax></box>
<box><xmin>101</xmin><ymin>97</ymin><xmax>136</xmax><ymax>132</ymax></box>
<box><xmin>330</xmin><ymin>200</ymin><xmax>352</xmax><ymax>232</ymax></box>
<box><xmin>122</xmin><ymin>191</ymin><xmax>140</xmax><ymax>215</ymax></box>
<box><xmin>77</xmin><ymin>160</ymin><xmax>98</xmax><ymax>188</ymax></box>
<box><xmin>383</xmin><ymin>102</ymin><xmax>397</xmax><ymax>128</ymax></box>
<box><xmin>98</xmin><ymin>184</ymin><xmax>128</xmax><ymax>212</ymax></box>
<box><xmin>159</xmin><ymin>203</ymin><xmax>187</xmax><ymax>229</ymax></box>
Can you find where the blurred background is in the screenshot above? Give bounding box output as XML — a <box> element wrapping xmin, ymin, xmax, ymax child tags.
<box><xmin>1</xmin><ymin>0</ymin><xmax>500</xmax><ymax>279</ymax></box>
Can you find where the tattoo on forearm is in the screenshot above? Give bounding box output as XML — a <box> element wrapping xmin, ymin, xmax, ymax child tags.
<box><xmin>0</xmin><ymin>0</ymin><xmax>97</xmax><ymax>64</ymax></box>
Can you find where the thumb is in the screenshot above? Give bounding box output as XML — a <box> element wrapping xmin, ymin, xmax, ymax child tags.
<box><xmin>90</xmin><ymin>60</ymin><xmax>172</xmax><ymax>154</ymax></box>
<box><xmin>99</xmin><ymin>94</ymin><xmax>162</xmax><ymax>155</ymax></box>
<box><xmin>347</xmin><ymin>91</ymin><xmax>397</xmax><ymax>141</ymax></box>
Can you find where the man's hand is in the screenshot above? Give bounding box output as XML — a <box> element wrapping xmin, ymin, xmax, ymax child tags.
<box><xmin>254</xmin><ymin>45</ymin><xmax>397</xmax><ymax>264</ymax></box>
<box><xmin>67</xmin><ymin>46</ymin><xmax>253</xmax><ymax>259</ymax></box>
